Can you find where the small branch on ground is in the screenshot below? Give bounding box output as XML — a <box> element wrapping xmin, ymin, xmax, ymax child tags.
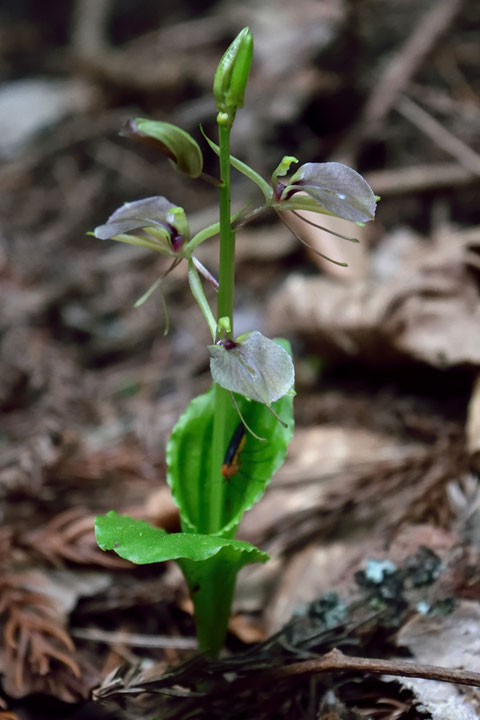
<box><xmin>337</xmin><ymin>0</ymin><xmax>463</xmax><ymax>162</ymax></box>
<box><xmin>259</xmin><ymin>648</ymin><xmax>480</xmax><ymax>689</ymax></box>
<box><xmin>365</xmin><ymin>162</ymin><xmax>478</xmax><ymax>196</ymax></box>
<box><xmin>396</xmin><ymin>95</ymin><xmax>480</xmax><ymax>177</ymax></box>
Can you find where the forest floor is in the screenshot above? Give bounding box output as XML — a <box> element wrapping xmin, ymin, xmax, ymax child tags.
<box><xmin>1</xmin><ymin>1</ymin><xmax>480</xmax><ymax>718</ymax></box>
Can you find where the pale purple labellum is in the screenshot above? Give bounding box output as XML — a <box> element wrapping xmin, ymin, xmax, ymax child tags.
<box><xmin>286</xmin><ymin>162</ymin><xmax>376</xmax><ymax>223</ymax></box>
<box><xmin>94</xmin><ymin>196</ymin><xmax>183</xmax><ymax>246</ymax></box>
<box><xmin>208</xmin><ymin>331</ymin><xmax>294</xmax><ymax>406</ymax></box>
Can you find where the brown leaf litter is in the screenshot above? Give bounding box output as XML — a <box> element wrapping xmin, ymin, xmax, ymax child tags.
<box><xmin>268</xmin><ymin>228</ymin><xmax>480</xmax><ymax>368</ymax></box>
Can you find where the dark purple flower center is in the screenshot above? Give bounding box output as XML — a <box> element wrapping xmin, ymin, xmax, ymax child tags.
<box><xmin>217</xmin><ymin>338</ymin><xmax>238</xmax><ymax>351</ymax></box>
<box><xmin>140</xmin><ymin>217</ymin><xmax>185</xmax><ymax>253</ymax></box>
<box><xmin>273</xmin><ymin>182</ymin><xmax>297</xmax><ymax>203</ymax></box>
<box><xmin>158</xmin><ymin>221</ymin><xmax>184</xmax><ymax>252</ymax></box>
<box><xmin>170</xmin><ymin>233</ymin><xmax>184</xmax><ymax>252</ymax></box>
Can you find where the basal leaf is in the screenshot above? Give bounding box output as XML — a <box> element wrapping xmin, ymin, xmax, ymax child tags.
<box><xmin>95</xmin><ymin>511</ymin><xmax>268</xmax><ymax>565</ymax></box>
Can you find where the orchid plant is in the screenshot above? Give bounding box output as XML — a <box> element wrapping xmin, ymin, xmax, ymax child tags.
<box><xmin>94</xmin><ymin>28</ymin><xmax>376</xmax><ymax>657</ymax></box>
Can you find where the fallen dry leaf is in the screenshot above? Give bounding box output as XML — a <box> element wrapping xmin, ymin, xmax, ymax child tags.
<box><xmin>268</xmin><ymin>231</ymin><xmax>480</xmax><ymax>368</ymax></box>
<box><xmin>396</xmin><ymin>600</ymin><xmax>480</xmax><ymax>719</ymax></box>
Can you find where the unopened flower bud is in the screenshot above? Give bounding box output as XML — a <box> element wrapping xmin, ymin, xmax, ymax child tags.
<box><xmin>213</xmin><ymin>27</ymin><xmax>253</xmax><ymax>125</ymax></box>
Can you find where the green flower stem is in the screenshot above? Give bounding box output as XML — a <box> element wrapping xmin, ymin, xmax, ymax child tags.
<box><xmin>201</xmin><ymin>130</ymin><xmax>273</xmax><ymax>203</ymax></box>
<box><xmin>217</xmin><ymin>123</ymin><xmax>235</xmax><ymax>330</ymax></box>
<box><xmin>191</xmin><ymin>120</ymin><xmax>237</xmax><ymax>656</ymax></box>
<box><xmin>207</xmin><ymin>122</ymin><xmax>234</xmax><ymax>537</ymax></box>
<box><xmin>182</xmin><ymin>554</ymin><xmax>239</xmax><ymax>657</ymax></box>
<box><xmin>208</xmin><ymin>384</ymin><xmax>229</xmax><ymax>534</ymax></box>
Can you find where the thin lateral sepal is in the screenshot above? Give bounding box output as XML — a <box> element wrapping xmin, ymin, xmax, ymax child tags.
<box><xmin>134</xmin><ymin>256</ymin><xmax>182</xmax><ymax>308</ymax></box>
<box><xmin>133</xmin><ymin>257</ymin><xmax>182</xmax><ymax>334</ymax></box>
<box><xmin>159</xmin><ymin>285</ymin><xmax>170</xmax><ymax>335</ymax></box>
<box><xmin>290</xmin><ymin>210</ymin><xmax>360</xmax><ymax>243</ymax></box>
<box><xmin>134</xmin><ymin>278</ymin><xmax>170</xmax><ymax>335</ymax></box>
<box><xmin>134</xmin><ymin>276</ymin><xmax>164</xmax><ymax>308</ymax></box>
<box><xmin>266</xmin><ymin>402</ymin><xmax>288</xmax><ymax>428</ymax></box>
<box><xmin>277</xmin><ymin>212</ymin><xmax>349</xmax><ymax>268</ymax></box>
<box><xmin>229</xmin><ymin>392</ymin><xmax>267</xmax><ymax>442</ymax></box>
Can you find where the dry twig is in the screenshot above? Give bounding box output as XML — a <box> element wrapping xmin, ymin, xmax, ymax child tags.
<box><xmin>256</xmin><ymin>647</ymin><xmax>480</xmax><ymax>689</ymax></box>
<box><xmin>396</xmin><ymin>95</ymin><xmax>480</xmax><ymax>176</ymax></box>
<box><xmin>338</xmin><ymin>0</ymin><xmax>463</xmax><ymax>160</ymax></box>
<box><xmin>361</xmin><ymin>0</ymin><xmax>463</xmax><ymax>131</ymax></box>
<box><xmin>70</xmin><ymin>627</ymin><xmax>197</xmax><ymax>650</ymax></box>
<box><xmin>365</xmin><ymin>162</ymin><xmax>478</xmax><ymax>196</ymax></box>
